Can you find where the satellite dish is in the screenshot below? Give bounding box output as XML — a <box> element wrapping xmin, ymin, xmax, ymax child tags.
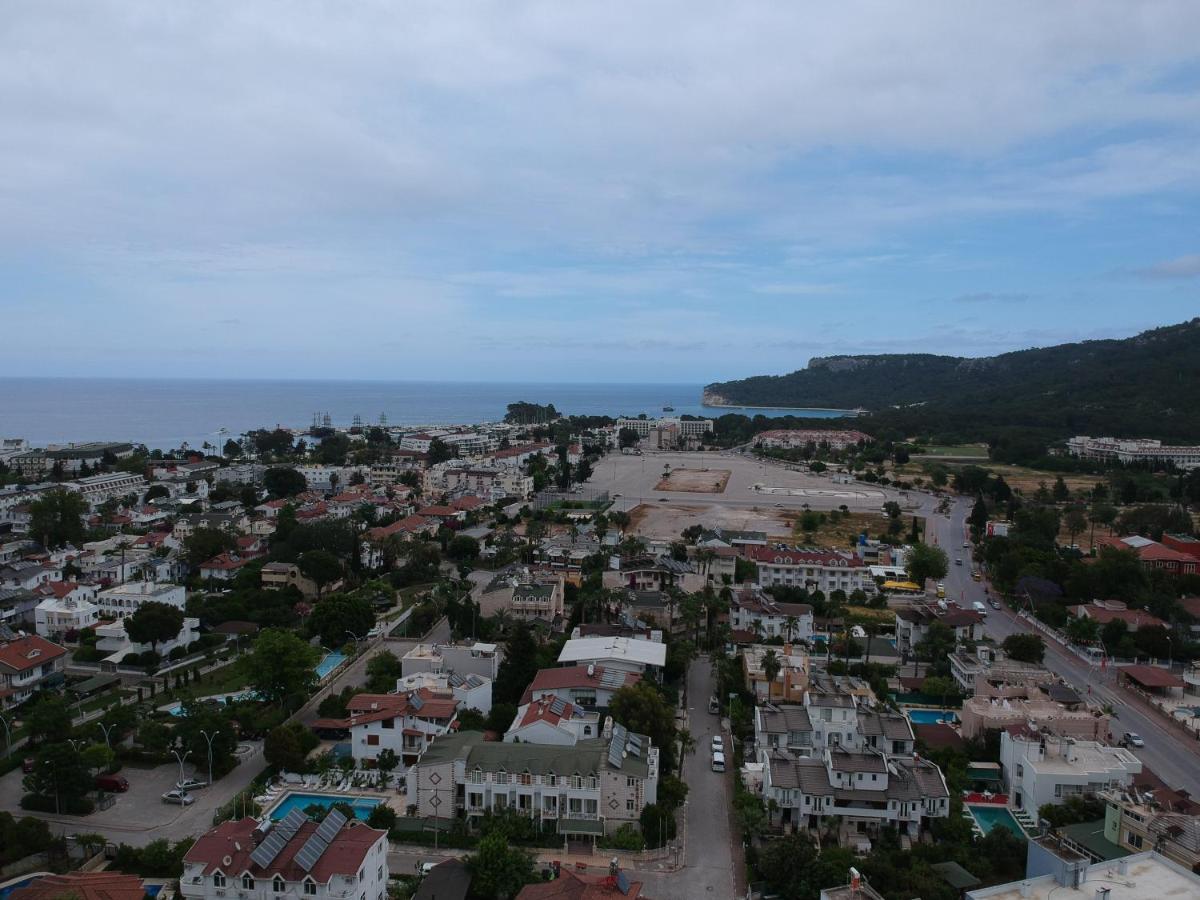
<box><xmin>222</xmin><ymin>855</ymin><xmax>233</xmax><ymax>867</ymax></box>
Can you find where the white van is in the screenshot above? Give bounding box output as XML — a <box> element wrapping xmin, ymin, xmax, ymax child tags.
<box><xmin>711</xmin><ymin>751</ymin><xmax>726</xmax><ymax>773</ymax></box>
<box><xmin>972</xmin><ymin>601</ymin><xmax>988</xmax><ymax>616</ymax></box>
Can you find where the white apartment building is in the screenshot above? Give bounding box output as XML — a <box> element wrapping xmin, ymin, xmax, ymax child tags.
<box><xmin>1067</xmin><ymin>435</ymin><xmax>1200</xmax><ymax>471</ymax></box>
<box><xmin>1000</xmin><ymin>727</ymin><xmax>1142</xmax><ymax>812</ymax></box>
<box><xmin>557</xmin><ymin>636</ymin><xmax>667</xmax><ymax>675</ymax></box>
<box><xmin>35</xmin><ymin>595</ymin><xmax>101</xmax><ymax>639</ymax></box>
<box><xmin>395</xmin><ymin>670</ymin><xmax>492</xmax><ymax>715</ymax></box>
<box><xmin>180</xmin><ymin>812</ymin><xmax>389</xmax><ymax>900</ymax></box>
<box><xmin>615</xmin><ymin>417</ymin><xmax>713</xmax><ymax>437</ymax></box>
<box><xmin>64</xmin><ymin>472</ymin><xmax>147</xmax><ymax>509</ymax></box>
<box><xmin>761</xmin><ymin>747</ymin><xmax>950</xmax><ymax>844</ymax></box>
<box><xmin>503</xmin><ymin>696</ymin><xmax>602</xmax><ymax>745</ymax></box>
<box><xmin>409</xmin><ymin>723</ymin><xmax>659</xmax><ymax>840</ymax></box>
<box><xmin>521</xmin><ymin>664</ymin><xmax>641</xmax><ymax>711</ymax></box>
<box><xmin>294</xmin><ymin>465</ymin><xmax>366</xmax><ymax>491</ymax></box>
<box><xmin>0</xmin><ymin>634</ymin><xmax>67</xmax><ymax>710</ymax></box>
<box><xmin>96</xmin><ymin>581</ymin><xmax>186</xmax><ymax>619</ymax></box>
<box><xmin>754</xmin><ymin>429</ymin><xmax>873</xmax><ymax>450</ymax></box>
<box><xmin>400</xmin><ymin>641</ymin><xmax>504</xmax><ymax>682</ymax></box>
<box><xmin>746</xmin><ymin>547</ymin><xmax>870</xmax><ymax>595</ymax></box>
<box><xmin>314</xmin><ymin>691</ymin><xmax>459</xmax><ymax>770</ymax></box>
<box><xmin>754</xmin><ymin>693</ymin><xmax>916</xmax><ymax>757</ymax></box>
<box><xmin>730</xmin><ymin>590</ymin><xmax>814</xmax><ymax>641</ymax></box>
<box><xmin>96</xmin><ymin>615</ymin><xmax>200</xmax><ymax>665</ymax></box>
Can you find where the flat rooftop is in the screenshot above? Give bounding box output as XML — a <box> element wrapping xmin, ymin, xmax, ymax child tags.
<box><xmin>966</xmin><ymin>851</ymin><xmax>1199</xmax><ymax>899</ymax></box>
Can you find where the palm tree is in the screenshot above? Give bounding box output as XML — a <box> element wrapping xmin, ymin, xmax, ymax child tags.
<box><xmin>784</xmin><ymin>615</ymin><xmax>799</xmax><ymax>644</ymax></box>
<box><xmin>762</xmin><ymin>649</ymin><xmax>781</xmax><ymax>695</ymax></box>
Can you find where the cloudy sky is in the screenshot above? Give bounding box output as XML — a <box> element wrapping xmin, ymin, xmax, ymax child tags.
<box><xmin>2</xmin><ymin>1</ymin><xmax>1199</xmax><ymax>382</ymax></box>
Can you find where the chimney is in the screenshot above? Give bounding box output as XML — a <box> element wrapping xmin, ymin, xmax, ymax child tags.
<box><xmin>1117</xmin><ymin>858</ymin><xmax>1128</xmax><ymax>876</ymax></box>
<box><xmin>1094</xmin><ymin>889</ymin><xmax>1110</xmax><ymax>900</ymax></box>
<box><xmin>1019</xmin><ymin>882</ymin><xmax>1032</xmax><ymax>898</ymax></box>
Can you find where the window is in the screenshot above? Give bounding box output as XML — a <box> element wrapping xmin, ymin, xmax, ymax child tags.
<box><xmin>214</xmin><ymin>874</ymin><xmax>227</xmax><ymax>889</ymax></box>
<box><xmin>243</xmin><ymin>875</ymin><xmax>255</xmax><ymax>890</ymax></box>
<box><xmin>273</xmin><ymin>877</ymin><xmax>284</xmax><ymax>893</ymax></box>
<box><xmin>303</xmin><ymin>882</ymin><xmax>317</xmax><ymax>896</ymax></box>
<box><xmin>627</xmin><ymin>798</ymin><xmax>635</xmax><ymax>811</ymax></box>
<box><xmin>381</xmin><ymin>718</ymin><xmax>394</xmax><ymax>729</ymax></box>
<box><xmin>1127</xmin><ymin>831</ymin><xmax>1143</xmax><ymax>849</ymax></box>
<box><xmin>366</xmin><ymin>734</ymin><xmax>380</xmax><ymax>746</ymax></box>
<box><xmin>377</xmin><ymin>867</ymin><xmax>382</xmax><ymax>881</ymax></box>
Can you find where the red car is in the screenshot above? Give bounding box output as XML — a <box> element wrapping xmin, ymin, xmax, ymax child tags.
<box><xmin>22</xmin><ymin>758</ymin><xmax>35</xmax><ymax>774</ymax></box>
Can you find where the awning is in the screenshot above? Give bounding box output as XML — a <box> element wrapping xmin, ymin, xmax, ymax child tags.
<box><xmin>558</xmin><ymin>818</ymin><xmax>605</xmax><ymax>835</ymax></box>
<box><xmin>1121</xmin><ymin>665</ymin><xmax>1184</xmax><ymax>689</ymax></box>
<box><xmin>71</xmin><ymin>673</ymin><xmax>121</xmax><ymax>695</ymax></box>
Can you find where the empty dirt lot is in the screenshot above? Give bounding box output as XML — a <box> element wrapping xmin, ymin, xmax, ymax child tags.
<box><xmin>654</xmin><ymin>468</ymin><xmax>730</xmax><ymax>493</ymax></box>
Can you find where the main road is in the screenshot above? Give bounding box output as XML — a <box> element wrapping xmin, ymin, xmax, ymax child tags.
<box><xmin>930</xmin><ymin>496</ymin><xmax>1200</xmax><ymax>797</ymax></box>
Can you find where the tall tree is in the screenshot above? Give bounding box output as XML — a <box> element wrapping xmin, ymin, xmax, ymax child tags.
<box><xmin>906</xmin><ymin>543</ymin><xmax>948</xmax><ymax>587</ymax></box>
<box><xmin>306</xmin><ymin>593</ymin><xmax>374</xmax><ymax>647</ymax></box>
<box><xmin>608</xmin><ymin>682</ymin><xmax>677</xmax><ymax>772</ymax></box>
<box><xmin>298</xmin><ymin>549</ymin><xmax>343</xmax><ymax>599</ymax></box>
<box><xmin>184</xmin><ymin>527</ymin><xmax>236</xmax><ymax>567</ymax></box>
<box><xmin>466</xmin><ymin>833</ymin><xmax>536</xmax><ymax>899</ymax></box>
<box><xmin>125</xmin><ymin>601</ymin><xmax>184</xmax><ymax>656</ymax></box>
<box><xmin>264</xmin><ymin>467</ymin><xmax>307</xmax><ymax>499</ymax></box>
<box><xmin>28</xmin><ymin>488</ymin><xmax>88</xmax><ymax>549</ymax></box>
<box><xmin>246</xmin><ymin>629</ymin><xmax>319</xmax><ymax>708</ymax></box>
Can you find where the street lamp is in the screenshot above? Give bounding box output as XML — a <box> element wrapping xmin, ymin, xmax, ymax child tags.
<box><xmin>97</xmin><ymin>721</ymin><xmax>116</xmax><ymax>751</ymax></box>
<box><xmin>200</xmin><ymin>729</ymin><xmax>219</xmax><ymax>787</ymax></box>
<box><xmin>346</xmin><ymin>629</ymin><xmax>366</xmax><ymax>653</ymax></box>
<box><xmin>0</xmin><ymin>713</ymin><xmax>10</xmax><ymax>758</ymax></box>
<box><xmin>172</xmin><ymin>748</ymin><xmax>192</xmax><ymax>788</ymax></box>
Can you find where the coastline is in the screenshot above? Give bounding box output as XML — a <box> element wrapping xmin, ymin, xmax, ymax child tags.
<box><xmin>700</xmin><ymin>402</ymin><xmax>863</xmax><ymax>414</ymax></box>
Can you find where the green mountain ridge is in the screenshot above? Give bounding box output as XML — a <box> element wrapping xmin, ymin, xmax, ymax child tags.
<box><xmin>704</xmin><ymin>318</ymin><xmax>1200</xmax><ymax>442</ymax></box>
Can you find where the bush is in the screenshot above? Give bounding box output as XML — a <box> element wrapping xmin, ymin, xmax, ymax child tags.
<box><xmin>21</xmin><ymin>793</ymin><xmax>95</xmax><ymax>816</ymax></box>
<box><xmin>367</xmin><ymin>805</ymin><xmax>397</xmax><ymax>831</ymax></box>
<box><xmin>168</xmin><ymin>646</ymin><xmax>186</xmax><ymax>661</ymax></box>
<box><xmin>110</xmin><ymin>838</ymin><xmax>190</xmax><ymax>877</ymax></box>
<box><xmin>0</xmin><ymin>812</ymin><xmax>56</xmax><ymax>867</ymax></box>
<box><xmin>601</xmin><ymin>823</ymin><xmax>645</xmax><ymax>852</ymax></box>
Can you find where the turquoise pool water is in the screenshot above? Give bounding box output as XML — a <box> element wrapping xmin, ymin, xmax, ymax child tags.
<box><xmin>270</xmin><ymin>793</ymin><xmax>380</xmax><ymax>821</ymax></box>
<box><xmin>315</xmin><ymin>652</ymin><xmax>347</xmax><ymax>680</ymax></box>
<box><xmin>968</xmin><ymin>804</ymin><xmax>1023</xmax><ymax>837</ymax></box>
<box><xmin>165</xmin><ymin>690</ymin><xmax>257</xmax><ymax>716</ymax></box>
<box><xmin>906</xmin><ymin>708</ymin><xmax>959</xmax><ymax>725</ymax></box>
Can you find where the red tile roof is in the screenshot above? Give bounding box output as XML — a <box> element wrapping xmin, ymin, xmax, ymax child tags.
<box><xmin>516</xmin><ymin>869</ymin><xmax>644</xmax><ymax>898</ymax></box>
<box><xmin>417</xmin><ymin>505</ymin><xmax>459</xmax><ymax>517</ymax></box>
<box><xmin>1121</xmin><ymin>664</ymin><xmax>1185</xmax><ymax>689</ymax></box>
<box><xmin>0</xmin><ymin>634</ymin><xmax>66</xmax><ymax>673</ymax></box>
<box><xmin>10</xmin><ymin>872</ymin><xmax>146</xmax><ymax>900</ymax></box>
<box><xmin>183</xmin><ymin>816</ymin><xmax>384</xmax><ymax>882</ymax></box>
<box><xmin>520</xmin><ymin>665</ymin><xmax>641</xmax><ymax>704</ymax></box>
<box><xmin>745</xmin><ymin>546</ymin><xmax>863</xmax><ymax>568</ymax></box>
<box><xmin>1071</xmin><ymin>604</ymin><xmax>1167</xmax><ymax>630</ymax></box>
<box><xmin>517</xmin><ymin>696</ymin><xmax>585</xmax><ymax>728</ymax></box>
<box><xmin>365</xmin><ymin>515</ymin><xmax>431</xmax><ymax>541</ymax></box>
<box><xmin>200</xmin><ymin>552</ymin><xmax>254</xmax><ymax>571</ymax></box>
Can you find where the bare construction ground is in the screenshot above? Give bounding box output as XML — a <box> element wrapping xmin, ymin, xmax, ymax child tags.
<box><xmin>654</xmin><ymin>468</ymin><xmax>730</xmax><ymax>493</ymax></box>
<box><xmin>627</xmin><ymin>501</ymin><xmax>797</xmax><ymax>541</ymax></box>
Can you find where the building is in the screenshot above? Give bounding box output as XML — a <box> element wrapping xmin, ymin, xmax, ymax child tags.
<box><xmin>503</xmin><ymin>696</ymin><xmax>602</xmax><ymax>745</ymax></box>
<box><xmin>615</xmin><ymin>417</ymin><xmax>713</xmax><ymax>438</ymax></box>
<box><xmin>198</xmin><ymin>552</ymin><xmax>259</xmax><ymax>581</ymax></box>
<box><xmin>729</xmin><ymin>590</ymin><xmax>814</xmax><ymax>642</ymax></box>
<box><xmin>95</xmin><ymin>615</ymin><xmax>201</xmax><ymax>666</ymax></box>
<box><xmin>743</xmin><ymin>644</ymin><xmax>810</xmax><ymax>702</ymax></box>
<box><xmin>9</xmin><ymin>872</ymin><xmax>147</xmax><ymax>900</ymax></box>
<box><xmin>96</xmin><ymin>581</ymin><xmax>186</xmax><ymax>619</ymax></box>
<box><xmin>401</xmin><ymin>641</ymin><xmax>504</xmax><ymax>681</ymax></box>
<box><xmin>753</xmin><ymin>429</ymin><xmax>873</xmax><ymax>451</ymax></box>
<box><xmin>754</xmin><ymin>691</ymin><xmax>914</xmax><ymax>756</ymax></box>
<box><xmin>950</xmin><ymin>645</ymin><xmax>1052</xmax><ymax>695</ymax></box>
<box><xmin>261</xmin><ymin>562</ymin><xmax>329</xmax><ymax>600</ymax></box>
<box><xmin>180</xmin><ymin>813</ymin><xmax>389</xmax><ymax>900</ymax></box>
<box><xmin>0</xmin><ymin>633</ymin><xmax>67</xmax><ymax>709</ymax></box>
<box><xmin>314</xmin><ymin>690</ymin><xmax>459</xmax><ymax>770</ymax></box>
<box><xmin>1066</xmin><ymin>436</ymin><xmax>1200</xmax><ymax>470</ymax></box>
<box><xmin>408</xmin><ymin>724</ymin><xmax>659</xmax><ymax>839</ymax></box>
<box><xmin>516</xmin><ymin>867</ymin><xmax>647</xmax><ymax>899</ymax></box>
<box><xmin>965</xmin><ymin>849</ymin><xmax>1200</xmax><ymax>900</ymax></box>
<box><xmin>35</xmin><ymin>594</ymin><xmax>101</xmax><ymax>639</ymax></box>
<box><xmin>557</xmin><ymin>636</ymin><xmax>667</xmax><ymax>675</ymax></box>
<box><xmin>894</xmin><ymin>601</ymin><xmax>984</xmax><ymax>660</ymax></box>
<box><xmin>761</xmin><ymin>747</ymin><xmax>949</xmax><ymax>846</ymax></box>
<box><xmin>1068</xmin><ymin>599</ymin><xmax>1169</xmax><ymax>631</ymax></box>
<box><xmin>746</xmin><ymin>547</ymin><xmax>870</xmax><ymax>596</ymax></box>
<box><xmin>520</xmin><ymin>665</ymin><xmax>641</xmax><ymax>711</ymax></box>
<box><xmin>957</xmin><ymin>661</ymin><xmax>1110</xmax><ymax>741</ymax></box>
<box><xmin>479</xmin><ymin>569</ymin><xmax>566</xmax><ymax>623</ymax></box>
<box><xmin>64</xmin><ymin>472</ymin><xmax>147</xmax><ymax>509</ymax></box>
<box><xmin>1000</xmin><ymin>727</ymin><xmax>1141</xmax><ymax>813</ymax></box>
<box><xmin>1091</xmin><ymin>536</ymin><xmax>1198</xmax><ymax>576</ymax></box>
<box><xmin>1102</xmin><ymin>789</ymin><xmax>1200</xmax><ymax>870</ymax></box>
<box><xmin>603</xmin><ymin>556</ymin><xmax>701</xmax><ymax>594</ymax></box>
<box><xmin>395</xmin><ymin>670</ymin><xmax>492</xmax><ymax>715</ymax></box>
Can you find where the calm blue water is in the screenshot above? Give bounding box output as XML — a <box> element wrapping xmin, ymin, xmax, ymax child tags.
<box><xmin>315</xmin><ymin>652</ymin><xmax>347</xmax><ymax>680</ymax></box>
<box><xmin>968</xmin><ymin>804</ymin><xmax>1023</xmax><ymax>837</ymax></box>
<box><xmin>906</xmin><ymin>708</ymin><xmax>959</xmax><ymax>725</ymax></box>
<box><xmin>270</xmin><ymin>793</ymin><xmax>380</xmax><ymax>821</ymax></box>
<box><xmin>0</xmin><ymin>377</ymin><xmax>854</xmax><ymax>450</ymax></box>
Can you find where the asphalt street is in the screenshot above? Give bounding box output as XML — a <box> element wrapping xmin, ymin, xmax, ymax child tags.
<box><xmin>930</xmin><ymin>496</ymin><xmax>1200</xmax><ymax>797</ymax></box>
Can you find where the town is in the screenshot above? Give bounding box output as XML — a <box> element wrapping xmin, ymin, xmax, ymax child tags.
<box><xmin>0</xmin><ymin>409</ymin><xmax>1199</xmax><ymax>900</ymax></box>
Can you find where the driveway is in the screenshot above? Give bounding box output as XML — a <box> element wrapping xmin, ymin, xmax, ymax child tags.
<box><xmin>632</xmin><ymin>655</ymin><xmax>739</xmax><ymax>900</ymax></box>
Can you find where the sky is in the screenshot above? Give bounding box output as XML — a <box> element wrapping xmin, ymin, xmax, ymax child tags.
<box><xmin>1</xmin><ymin>1</ymin><xmax>1199</xmax><ymax>383</ymax></box>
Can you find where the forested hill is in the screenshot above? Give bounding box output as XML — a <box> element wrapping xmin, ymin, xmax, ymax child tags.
<box><xmin>703</xmin><ymin>318</ymin><xmax>1200</xmax><ymax>442</ymax></box>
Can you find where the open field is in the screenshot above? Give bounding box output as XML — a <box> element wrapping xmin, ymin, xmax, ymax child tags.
<box><xmin>627</xmin><ymin>502</ymin><xmax>794</xmax><ymax>541</ymax></box>
<box><xmin>915</xmin><ymin>444</ymin><xmax>989</xmax><ymax>458</ymax></box>
<box><xmin>900</xmin><ymin>459</ymin><xmax>1103</xmax><ymax>495</ymax></box>
<box><xmin>654</xmin><ymin>468</ymin><xmax>730</xmax><ymax>493</ymax></box>
<box><xmin>791</xmin><ymin>511</ymin><xmax>894</xmax><ymax>548</ymax></box>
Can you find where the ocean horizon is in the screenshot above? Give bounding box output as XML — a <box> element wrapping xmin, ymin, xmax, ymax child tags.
<box><xmin>0</xmin><ymin>377</ymin><xmax>856</xmax><ymax>451</ymax></box>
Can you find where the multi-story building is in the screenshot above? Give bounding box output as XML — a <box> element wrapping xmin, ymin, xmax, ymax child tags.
<box><xmin>0</xmin><ymin>633</ymin><xmax>67</xmax><ymax>710</ymax></box>
<box><xmin>96</xmin><ymin>581</ymin><xmax>186</xmax><ymax>619</ymax></box>
<box><xmin>395</xmin><ymin>670</ymin><xmax>492</xmax><ymax>715</ymax></box>
<box><xmin>520</xmin><ymin>665</ymin><xmax>641</xmax><ymax>711</ymax></box>
<box><xmin>894</xmin><ymin>601</ymin><xmax>984</xmax><ymax>660</ymax></box>
<box><xmin>753</xmin><ymin>429</ymin><xmax>873</xmax><ymax>451</ymax></box>
<box><xmin>746</xmin><ymin>547</ymin><xmax>869</xmax><ymax>596</ymax></box>
<box><xmin>1102</xmin><ymin>790</ymin><xmax>1200</xmax><ymax>870</ymax></box>
<box><xmin>557</xmin><ymin>636</ymin><xmax>667</xmax><ymax>676</ymax></box>
<box><xmin>965</xmin><ymin>850</ymin><xmax>1200</xmax><ymax>900</ymax></box>
<box><xmin>260</xmin><ymin>562</ymin><xmax>328</xmax><ymax>600</ymax></box>
<box><xmin>730</xmin><ymin>590</ymin><xmax>814</xmax><ymax>641</ymax></box>
<box><xmin>35</xmin><ymin>594</ymin><xmax>101</xmax><ymax>639</ymax></box>
<box><xmin>63</xmin><ymin>472</ymin><xmax>147</xmax><ymax>509</ymax></box>
<box><xmin>1090</xmin><ymin>537</ymin><xmax>1198</xmax><ymax>577</ymax></box>
<box><xmin>743</xmin><ymin>644</ymin><xmax>810</xmax><ymax>703</ymax></box>
<box><xmin>949</xmin><ymin>645</ymin><xmax>1051</xmax><ymax>695</ymax></box>
<box><xmin>314</xmin><ymin>691</ymin><xmax>459</xmax><ymax>770</ymax></box>
<box><xmin>401</xmin><ymin>641</ymin><xmax>504</xmax><ymax>681</ymax></box>
<box><xmin>95</xmin><ymin>615</ymin><xmax>201</xmax><ymax>666</ymax></box>
<box><xmin>615</xmin><ymin>417</ymin><xmax>713</xmax><ymax>438</ymax></box>
<box><xmin>755</xmin><ymin>692</ymin><xmax>915</xmax><ymax>757</ymax></box>
<box><xmin>479</xmin><ymin>570</ymin><xmax>565</xmax><ymax>623</ymax></box>
<box><xmin>960</xmin><ymin>679</ymin><xmax>1110</xmax><ymax>742</ymax></box>
<box><xmin>1067</xmin><ymin>436</ymin><xmax>1200</xmax><ymax>471</ymax></box>
<box><xmin>503</xmin><ymin>696</ymin><xmax>602</xmax><ymax>745</ymax></box>
<box><xmin>1000</xmin><ymin>727</ymin><xmax>1141</xmax><ymax>813</ymax></box>
<box><xmin>180</xmin><ymin>813</ymin><xmax>389</xmax><ymax>900</ymax></box>
<box><xmin>761</xmin><ymin>747</ymin><xmax>949</xmax><ymax>845</ymax></box>
<box><xmin>409</xmin><ymin>724</ymin><xmax>659</xmax><ymax>840</ymax></box>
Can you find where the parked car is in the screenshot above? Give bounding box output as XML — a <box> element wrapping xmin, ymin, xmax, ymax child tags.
<box><xmin>95</xmin><ymin>774</ymin><xmax>130</xmax><ymax>793</ymax></box>
<box><xmin>175</xmin><ymin>778</ymin><xmax>208</xmax><ymax>792</ymax></box>
<box><xmin>711</xmin><ymin>736</ymin><xmax>724</xmax><ymax>753</ymax></box>
<box><xmin>22</xmin><ymin>757</ymin><xmax>35</xmax><ymax>774</ymax></box>
<box><xmin>1121</xmin><ymin>732</ymin><xmax>1145</xmax><ymax>748</ymax></box>
<box><xmin>161</xmin><ymin>789</ymin><xmax>195</xmax><ymax>805</ymax></box>
<box><xmin>955</xmin><ymin>558</ymin><xmax>963</xmax><ymax>566</ymax></box>
<box><xmin>711</xmin><ymin>751</ymin><xmax>726</xmax><ymax>773</ymax></box>
<box><xmin>989</xmin><ymin>598</ymin><xmax>1001</xmax><ymax>610</ymax></box>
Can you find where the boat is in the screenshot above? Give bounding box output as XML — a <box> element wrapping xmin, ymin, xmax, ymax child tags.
<box><xmin>662</xmin><ymin>404</ymin><xmax>675</xmax><ymax>412</ymax></box>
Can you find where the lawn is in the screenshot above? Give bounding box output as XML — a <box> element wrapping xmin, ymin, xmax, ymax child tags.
<box><xmin>916</xmin><ymin>444</ymin><xmax>989</xmax><ymax>458</ymax></box>
<box><xmin>790</xmin><ymin>511</ymin><xmax>898</xmax><ymax>548</ymax></box>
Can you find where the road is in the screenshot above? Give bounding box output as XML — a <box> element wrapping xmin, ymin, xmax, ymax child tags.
<box><xmin>930</xmin><ymin>496</ymin><xmax>1200</xmax><ymax>797</ymax></box>
<box><xmin>634</xmin><ymin>655</ymin><xmax>739</xmax><ymax>900</ymax></box>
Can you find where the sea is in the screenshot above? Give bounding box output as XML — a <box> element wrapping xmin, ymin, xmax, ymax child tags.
<box><xmin>0</xmin><ymin>378</ymin><xmax>854</xmax><ymax>451</ymax></box>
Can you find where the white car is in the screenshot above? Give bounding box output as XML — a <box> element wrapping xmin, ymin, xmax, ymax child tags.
<box><xmin>711</xmin><ymin>751</ymin><xmax>726</xmax><ymax>773</ymax></box>
<box><xmin>175</xmin><ymin>778</ymin><xmax>207</xmax><ymax>792</ymax></box>
<box><xmin>711</xmin><ymin>736</ymin><xmax>724</xmax><ymax>753</ymax></box>
<box><xmin>161</xmin><ymin>790</ymin><xmax>195</xmax><ymax>806</ymax></box>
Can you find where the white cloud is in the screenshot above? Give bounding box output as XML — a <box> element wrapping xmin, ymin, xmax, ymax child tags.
<box><xmin>1136</xmin><ymin>253</ymin><xmax>1200</xmax><ymax>279</ymax></box>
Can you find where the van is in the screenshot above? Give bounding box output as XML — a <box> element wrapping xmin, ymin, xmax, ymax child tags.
<box><xmin>708</xmin><ymin>695</ymin><xmax>719</xmax><ymax>715</ymax></box>
<box><xmin>972</xmin><ymin>601</ymin><xmax>987</xmax><ymax>616</ymax></box>
<box><xmin>711</xmin><ymin>751</ymin><xmax>726</xmax><ymax>773</ymax></box>
<box><xmin>95</xmin><ymin>774</ymin><xmax>129</xmax><ymax>793</ymax></box>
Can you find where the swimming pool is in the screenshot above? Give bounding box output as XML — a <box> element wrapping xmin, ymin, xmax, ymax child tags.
<box><xmin>905</xmin><ymin>708</ymin><xmax>959</xmax><ymax>725</ymax></box>
<box><xmin>269</xmin><ymin>793</ymin><xmax>381</xmax><ymax>821</ymax></box>
<box><xmin>315</xmin><ymin>652</ymin><xmax>347</xmax><ymax>680</ymax></box>
<box><xmin>967</xmin><ymin>804</ymin><xmax>1024</xmax><ymax>837</ymax></box>
<box><xmin>164</xmin><ymin>689</ymin><xmax>257</xmax><ymax>716</ymax></box>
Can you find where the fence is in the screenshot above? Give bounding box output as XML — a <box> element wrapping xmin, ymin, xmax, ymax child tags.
<box><xmin>533</xmin><ymin>488</ymin><xmax>610</xmax><ymax>511</ymax></box>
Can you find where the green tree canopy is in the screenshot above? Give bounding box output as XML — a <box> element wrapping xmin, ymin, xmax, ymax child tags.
<box><xmin>125</xmin><ymin>601</ymin><xmax>185</xmax><ymax>655</ymax></box>
<box><xmin>298</xmin><ymin>549</ymin><xmax>343</xmax><ymax>598</ymax></box>
<box><xmin>28</xmin><ymin>488</ymin><xmax>88</xmax><ymax>549</ymax></box>
<box><xmin>906</xmin><ymin>542</ymin><xmax>949</xmax><ymax>586</ymax></box>
<box><xmin>264</xmin><ymin>466</ymin><xmax>307</xmax><ymax>499</ymax></box>
<box><xmin>246</xmin><ymin>629</ymin><xmax>319</xmax><ymax>708</ymax></box>
<box><xmin>365</xmin><ymin>650</ymin><xmax>403</xmax><ymax>692</ymax></box>
<box><xmin>447</xmin><ymin>534</ymin><xmax>481</xmax><ymax>561</ymax></box>
<box><xmin>184</xmin><ymin>527</ymin><xmax>237</xmax><ymax>567</ymax></box>
<box><xmin>466</xmin><ymin>832</ymin><xmax>536</xmax><ymax>899</ymax></box>
<box><xmin>1002</xmin><ymin>633</ymin><xmax>1046</xmax><ymax>664</ymax></box>
<box><xmin>608</xmin><ymin>682</ymin><xmax>677</xmax><ymax>774</ymax></box>
<box><xmin>306</xmin><ymin>593</ymin><xmax>374</xmax><ymax>647</ymax></box>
